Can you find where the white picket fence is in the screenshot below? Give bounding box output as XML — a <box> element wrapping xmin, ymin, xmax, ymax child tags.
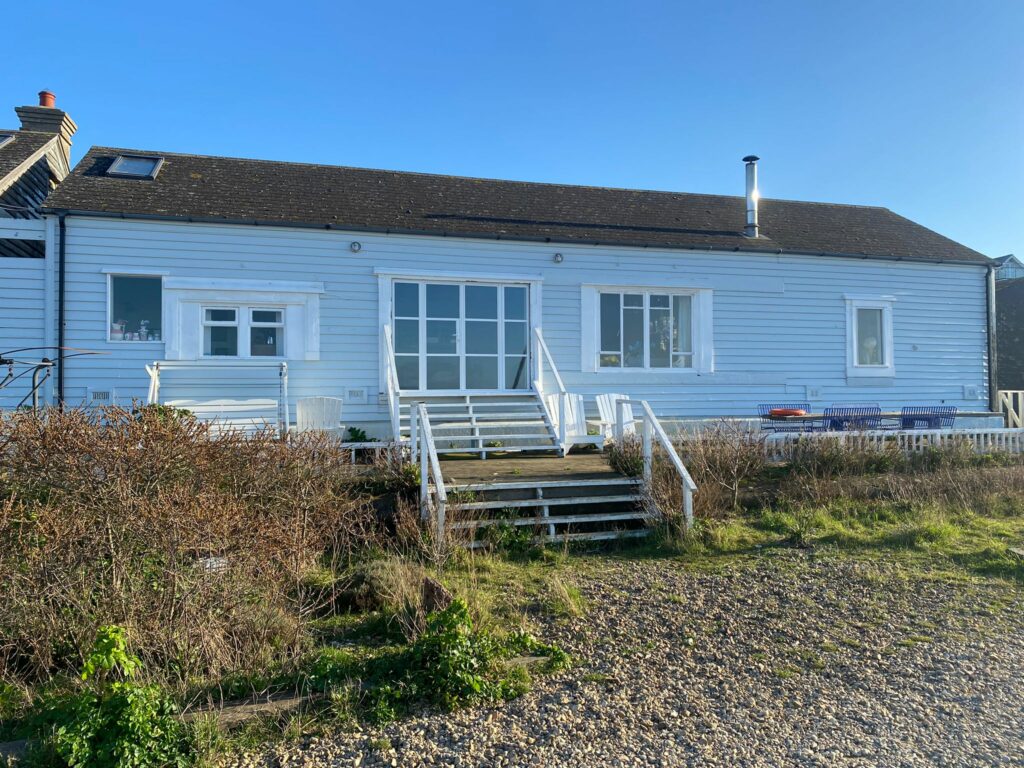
<box><xmin>762</xmin><ymin>428</ymin><xmax>1024</xmax><ymax>462</ymax></box>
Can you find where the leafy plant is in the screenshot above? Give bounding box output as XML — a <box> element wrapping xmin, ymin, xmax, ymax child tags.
<box><xmin>346</xmin><ymin>426</ymin><xmax>369</xmax><ymax>443</ymax></box>
<box><xmin>32</xmin><ymin>626</ymin><xmax>187</xmax><ymax>768</ymax></box>
<box><xmin>363</xmin><ymin>599</ymin><xmax>568</xmax><ymax>723</ymax></box>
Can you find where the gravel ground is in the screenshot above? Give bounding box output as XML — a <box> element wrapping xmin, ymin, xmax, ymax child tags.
<box><xmin>229</xmin><ymin>551</ymin><xmax>1024</xmax><ymax>767</ymax></box>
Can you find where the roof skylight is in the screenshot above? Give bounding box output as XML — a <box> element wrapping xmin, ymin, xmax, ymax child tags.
<box><xmin>107</xmin><ymin>154</ymin><xmax>164</xmax><ymax>179</ymax></box>
<box><xmin>0</xmin><ymin>134</ymin><xmax>15</xmax><ymax>150</ymax></box>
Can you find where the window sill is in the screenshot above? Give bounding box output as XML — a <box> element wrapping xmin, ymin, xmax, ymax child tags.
<box><xmin>846</xmin><ymin>366</ymin><xmax>896</xmax><ymax>379</ymax></box>
<box><xmin>107</xmin><ymin>340</ymin><xmax>165</xmax><ymax>345</ymax></box>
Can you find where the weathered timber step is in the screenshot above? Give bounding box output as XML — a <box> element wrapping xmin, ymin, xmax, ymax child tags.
<box><xmin>459</xmin><ymin>494</ymin><xmax>639</xmax><ymax>511</ymax></box>
<box><xmin>451</xmin><ymin>510</ymin><xmax>646</xmax><ymax>529</ymax></box>
<box><xmin>444</xmin><ymin>477</ymin><xmax>642</xmax><ymax>493</ymax></box>
<box><xmin>429</xmin><ymin>433</ymin><xmax>554</xmax><ymax>442</ymax></box>
<box><xmin>434</xmin><ymin>445</ymin><xmax>560</xmax><ymax>455</ymax></box>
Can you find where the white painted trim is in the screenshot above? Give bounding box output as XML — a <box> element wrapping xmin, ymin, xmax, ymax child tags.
<box><xmin>374</xmin><ymin>267</ymin><xmax>544</xmax><ymax>284</ymax></box>
<box><xmin>845</xmin><ymin>295</ymin><xmax>895</xmax><ymax>378</ymax></box>
<box><xmin>164</xmin><ymin>276</ymin><xmax>325</xmax><ymax>293</ymax></box>
<box><xmin>100</xmin><ymin>266</ymin><xmax>170</xmax><ymax>276</ymax></box>
<box><xmin>160</xmin><ymin>278</ymin><xmax>322</xmax><ymax>361</ymax></box>
<box><xmin>580</xmin><ymin>284</ymin><xmax>714</xmax><ymax>375</ymax></box>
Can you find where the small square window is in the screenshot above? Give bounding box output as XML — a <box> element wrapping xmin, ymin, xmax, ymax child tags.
<box><xmin>109</xmin><ymin>275</ymin><xmax>162</xmax><ymax>341</ymax></box>
<box><xmin>107</xmin><ymin>154</ymin><xmax>164</xmax><ymax>179</ymax></box>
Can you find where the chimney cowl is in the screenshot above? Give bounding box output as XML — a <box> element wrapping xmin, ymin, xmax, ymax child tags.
<box><xmin>38</xmin><ymin>90</ymin><xmax>56</xmax><ymax>108</ymax></box>
<box><xmin>743</xmin><ymin>155</ymin><xmax>760</xmax><ymax>238</ymax></box>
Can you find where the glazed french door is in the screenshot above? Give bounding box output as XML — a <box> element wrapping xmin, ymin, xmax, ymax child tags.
<box><xmin>392</xmin><ymin>280</ymin><xmax>530</xmax><ymax>392</ymax></box>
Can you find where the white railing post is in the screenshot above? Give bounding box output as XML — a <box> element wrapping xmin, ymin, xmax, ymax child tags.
<box><xmin>278</xmin><ymin>362</ymin><xmax>289</xmax><ymax>438</ymax></box>
<box><xmin>642</xmin><ymin>415</ymin><xmax>653</xmax><ymax>483</ymax></box>
<box><xmin>410</xmin><ymin>403</ymin><xmax>419</xmax><ymax>464</ymax></box>
<box><xmin>419</xmin><ymin>412</ymin><xmax>429</xmax><ymax>521</ymax></box>
<box><xmin>532</xmin><ymin>327</ymin><xmax>570</xmax><ymax>454</ymax></box>
<box><xmin>558</xmin><ymin>391</ymin><xmax>568</xmax><ymax>448</ymax></box>
<box><xmin>383</xmin><ymin>325</ymin><xmax>402</xmax><ymax>441</ymax></box>
<box><xmin>614</xmin><ymin>398</ymin><xmax>626</xmax><ymax>443</ymax></box>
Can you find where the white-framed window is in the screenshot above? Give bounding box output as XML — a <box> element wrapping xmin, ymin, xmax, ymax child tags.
<box><xmin>159</xmin><ymin>277</ymin><xmax>323</xmax><ymax>362</ymax></box>
<box><xmin>201</xmin><ymin>305</ymin><xmax>285</xmax><ymax>358</ymax></box>
<box><xmin>845</xmin><ymin>295</ymin><xmax>895</xmax><ymax>377</ymax></box>
<box><xmin>581</xmin><ymin>285</ymin><xmax>713</xmax><ymax>373</ymax></box>
<box><xmin>108</xmin><ymin>274</ymin><xmax>163</xmax><ymax>342</ymax></box>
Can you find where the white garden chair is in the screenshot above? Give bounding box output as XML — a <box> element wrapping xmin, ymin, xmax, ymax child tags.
<box><xmin>595</xmin><ymin>393</ymin><xmax>636</xmax><ymax>441</ymax></box>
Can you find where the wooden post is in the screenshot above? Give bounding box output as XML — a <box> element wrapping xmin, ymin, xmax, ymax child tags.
<box><xmin>410</xmin><ymin>404</ymin><xmax>419</xmax><ymax>464</ymax></box>
<box><xmin>683</xmin><ymin>483</ymin><xmax>693</xmax><ymax>530</ymax></box>
<box><xmin>419</xmin><ymin>407</ymin><xmax>429</xmax><ymax>521</ymax></box>
<box><xmin>642</xmin><ymin>415</ymin><xmax>653</xmax><ymax>484</ymax></box>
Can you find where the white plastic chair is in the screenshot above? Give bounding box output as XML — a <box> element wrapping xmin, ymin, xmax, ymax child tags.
<box><xmin>296</xmin><ymin>396</ymin><xmax>344</xmax><ymax>433</ymax></box>
<box><xmin>595</xmin><ymin>393</ymin><xmax>635</xmax><ymax>440</ymax></box>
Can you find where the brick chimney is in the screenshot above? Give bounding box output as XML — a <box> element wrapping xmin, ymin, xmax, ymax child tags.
<box><xmin>15</xmin><ymin>91</ymin><xmax>78</xmax><ymax>171</ymax></box>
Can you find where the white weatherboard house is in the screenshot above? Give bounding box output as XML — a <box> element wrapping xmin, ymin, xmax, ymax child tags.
<box><xmin>0</xmin><ymin>97</ymin><xmax>1003</xmax><ymax>454</ymax></box>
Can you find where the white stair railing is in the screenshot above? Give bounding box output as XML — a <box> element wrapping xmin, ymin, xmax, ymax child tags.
<box><xmin>532</xmin><ymin>327</ymin><xmax>569</xmax><ymax>455</ymax></box>
<box><xmin>616</xmin><ymin>397</ymin><xmax>697</xmax><ymax>529</ymax></box>
<box><xmin>411</xmin><ymin>402</ymin><xmax>448</xmax><ymax>534</ymax></box>
<box><xmin>998</xmin><ymin>390</ymin><xmax>1024</xmax><ymax>428</ymax></box>
<box><xmin>382</xmin><ymin>324</ymin><xmax>402</xmax><ymax>441</ymax></box>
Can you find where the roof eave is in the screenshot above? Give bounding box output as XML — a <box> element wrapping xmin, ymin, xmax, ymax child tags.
<box><xmin>38</xmin><ymin>206</ymin><xmax>991</xmax><ymax>267</ymax></box>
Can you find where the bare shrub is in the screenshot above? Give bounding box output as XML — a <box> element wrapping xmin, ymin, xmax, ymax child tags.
<box><xmin>678</xmin><ymin>421</ymin><xmax>767</xmax><ymax>512</ymax></box>
<box><xmin>0</xmin><ymin>407</ymin><xmax>379</xmax><ymax>690</ymax></box>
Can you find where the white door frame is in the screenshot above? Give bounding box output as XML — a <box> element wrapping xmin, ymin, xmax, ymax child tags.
<box><xmin>376</xmin><ymin>269</ymin><xmax>543</xmax><ymax>396</ymax></box>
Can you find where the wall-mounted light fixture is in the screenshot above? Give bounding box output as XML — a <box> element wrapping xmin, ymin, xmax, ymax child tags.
<box><xmin>553</xmin><ymin>253</ymin><xmax>564</xmax><ymax>263</ymax></box>
<box><xmin>350</xmin><ymin>242</ymin><xmax>362</xmax><ymax>253</ymax></box>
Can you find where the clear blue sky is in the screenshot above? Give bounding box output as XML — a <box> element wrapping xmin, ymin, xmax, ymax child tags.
<box><xmin>4</xmin><ymin>0</ymin><xmax>1021</xmax><ymax>259</ymax></box>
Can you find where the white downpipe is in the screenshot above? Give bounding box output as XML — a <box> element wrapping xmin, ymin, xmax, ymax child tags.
<box><xmin>145</xmin><ymin>363</ymin><xmax>160</xmax><ymax>405</ymax></box>
<box><xmin>278</xmin><ymin>362</ymin><xmax>289</xmax><ymax>438</ymax></box>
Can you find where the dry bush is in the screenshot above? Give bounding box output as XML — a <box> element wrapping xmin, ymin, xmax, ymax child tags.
<box><xmin>0</xmin><ymin>406</ymin><xmax>379</xmax><ymax>690</ymax></box>
<box><xmin>677</xmin><ymin>421</ymin><xmax>767</xmax><ymax>512</ymax></box>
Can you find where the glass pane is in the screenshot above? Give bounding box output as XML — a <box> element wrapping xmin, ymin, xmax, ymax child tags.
<box><xmin>204</xmin><ymin>325</ymin><xmax>238</xmax><ymax>356</ymax></box>
<box><xmin>394</xmin><ymin>282</ymin><xmax>419</xmax><ymax>317</ymax></box>
<box><xmin>623</xmin><ymin>293</ymin><xmax>643</xmax><ymax>308</ymax></box>
<box><xmin>427</xmin><ymin>356</ymin><xmax>460</xmax><ymax>389</ymax></box>
<box><xmin>650</xmin><ymin>294</ymin><xmax>670</xmax><ymax>309</ymax></box>
<box><xmin>394</xmin><ymin>319</ymin><xmax>419</xmax><ymax>354</ymax></box>
<box><xmin>426</xmin><ymin>284</ymin><xmax>460</xmax><ymax>318</ymax></box>
<box><xmin>426</xmin><ymin>320</ymin><xmax>457</xmax><ymax>354</ymax></box>
<box><xmin>623</xmin><ymin>307</ymin><xmax>644</xmax><ymax>367</ymax></box>
<box><xmin>465</xmin><ymin>285</ymin><xmax>498</xmax><ymax>319</ymax></box>
<box><xmin>505</xmin><ymin>356</ymin><xmax>529</xmax><ymax>389</ymax></box>
<box><xmin>600</xmin><ymin>293</ymin><xmax>621</xmax><ymax>352</ymax></box>
<box><xmin>466</xmin><ymin>321</ymin><xmax>498</xmax><ymax>354</ymax></box>
<box><xmin>600</xmin><ymin>353</ymin><xmax>621</xmax><ymax>368</ymax></box>
<box><xmin>672</xmin><ymin>295</ymin><xmax>693</xmax><ymax>356</ymax></box>
<box><xmin>649</xmin><ymin>308</ymin><xmax>671</xmax><ymax>368</ymax></box>
<box><xmin>395</xmin><ymin>355</ymin><xmax>419</xmax><ymax>390</ymax></box>
<box><xmin>672</xmin><ymin>353</ymin><xmax>693</xmax><ymax>368</ymax></box>
<box><xmin>504</xmin><ymin>286</ymin><xmax>527</xmax><ymax>321</ymax></box>
<box><xmin>857</xmin><ymin>308</ymin><xmax>884</xmax><ymax>365</ymax></box>
<box><xmin>252</xmin><ymin>309</ymin><xmax>282</xmax><ymax>324</ymax></box>
<box><xmin>504</xmin><ymin>322</ymin><xmax>527</xmax><ymax>356</ymax></box>
<box><xmin>113</xmin><ymin>156</ymin><xmax>158</xmax><ymax>176</ymax></box>
<box><xmin>250</xmin><ymin>326</ymin><xmax>281</xmax><ymax>357</ymax></box>
<box><xmin>466</xmin><ymin>356</ymin><xmax>498</xmax><ymax>389</ymax></box>
<box><xmin>205</xmin><ymin>308</ymin><xmax>236</xmax><ymax>323</ymax></box>
<box><xmin>110</xmin><ymin>276</ymin><xmax>162</xmax><ymax>340</ymax></box>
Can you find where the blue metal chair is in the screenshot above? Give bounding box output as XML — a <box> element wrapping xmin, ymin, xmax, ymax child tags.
<box><xmin>900</xmin><ymin>406</ymin><xmax>957</xmax><ymax>430</ymax></box>
<box><xmin>823</xmin><ymin>404</ymin><xmax>882</xmax><ymax>431</ymax></box>
<box><xmin>757</xmin><ymin>403</ymin><xmax>813</xmax><ymax>433</ymax></box>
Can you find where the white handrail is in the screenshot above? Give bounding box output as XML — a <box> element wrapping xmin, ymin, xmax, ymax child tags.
<box><xmin>382</xmin><ymin>324</ymin><xmax>402</xmax><ymax>440</ymax></box>
<box><xmin>618</xmin><ymin>397</ymin><xmax>697</xmax><ymax>529</ymax></box>
<box><xmin>413</xmin><ymin>402</ymin><xmax>448</xmax><ymax>534</ymax></box>
<box><xmin>999</xmin><ymin>390</ymin><xmax>1024</xmax><ymax>428</ymax></box>
<box><xmin>532</xmin><ymin>327</ymin><xmax>568</xmax><ymax>454</ymax></box>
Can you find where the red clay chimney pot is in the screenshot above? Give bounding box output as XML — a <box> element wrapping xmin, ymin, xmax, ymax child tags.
<box><xmin>38</xmin><ymin>90</ymin><xmax>56</xmax><ymax>108</ymax></box>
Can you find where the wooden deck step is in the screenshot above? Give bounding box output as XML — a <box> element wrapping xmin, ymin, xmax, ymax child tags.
<box><xmin>459</xmin><ymin>494</ymin><xmax>639</xmax><ymax>511</ymax></box>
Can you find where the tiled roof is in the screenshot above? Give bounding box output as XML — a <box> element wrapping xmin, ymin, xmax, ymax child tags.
<box><xmin>0</xmin><ymin>130</ymin><xmax>56</xmax><ymax>188</ymax></box>
<box><xmin>44</xmin><ymin>146</ymin><xmax>989</xmax><ymax>264</ymax></box>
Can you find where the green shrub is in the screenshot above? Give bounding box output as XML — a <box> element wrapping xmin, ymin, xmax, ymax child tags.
<box><xmin>363</xmin><ymin>599</ymin><xmax>568</xmax><ymax>723</ymax></box>
<box><xmin>31</xmin><ymin>626</ymin><xmax>187</xmax><ymax>768</ymax></box>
